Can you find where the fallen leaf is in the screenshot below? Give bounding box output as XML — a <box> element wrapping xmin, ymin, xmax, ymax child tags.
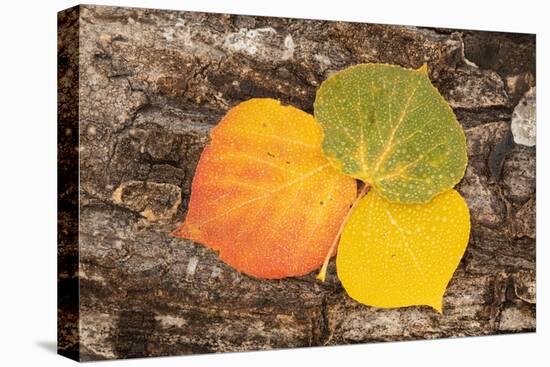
<box><xmin>336</xmin><ymin>189</ymin><xmax>470</xmax><ymax>312</ymax></box>
<box><xmin>172</xmin><ymin>98</ymin><xmax>357</xmax><ymax>279</ymax></box>
<box><xmin>314</xmin><ymin>64</ymin><xmax>467</xmax><ymax>203</ymax></box>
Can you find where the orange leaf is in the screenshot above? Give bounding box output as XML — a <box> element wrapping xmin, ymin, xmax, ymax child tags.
<box><xmin>172</xmin><ymin>99</ymin><xmax>357</xmax><ymax>279</ymax></box>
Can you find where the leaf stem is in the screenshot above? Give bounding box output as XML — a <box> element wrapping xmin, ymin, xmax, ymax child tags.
<box><xmin>316</xmin><ymin>182</ymin><xmax>370</xmax><ymax>282</ymax></box>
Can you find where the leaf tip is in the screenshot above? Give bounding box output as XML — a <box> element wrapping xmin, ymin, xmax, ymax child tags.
<box><xmin>169</xmin><ymin>226</ymin><xmax>183</xmax><ymax>238</ymax></box>
<box><xmin>429</xmin><ymin>298</ymin><xmax>444</xmax><ymax>314</ymax></box>
<box><xmin>170</xmin><ymin>222</ymin><xmax>194</xmax><ymax>239</ymax></box>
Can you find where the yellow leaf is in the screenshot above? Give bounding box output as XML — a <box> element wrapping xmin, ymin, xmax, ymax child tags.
<box><xmin>336</xmin><ymin>189</ymin><xmax>470</xmax><ymax>312</ymax></box>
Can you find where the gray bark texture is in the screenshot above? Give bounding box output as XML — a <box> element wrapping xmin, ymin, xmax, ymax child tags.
<box><xmin>58</xmin><ymin>4</ymin><xmax>536</xmax><ymax>361</ymax></box>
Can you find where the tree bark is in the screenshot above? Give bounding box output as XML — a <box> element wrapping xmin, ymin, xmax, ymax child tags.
<box><xmin>58</xmin><ymin>4</ymin><xmax>536</xmax><ymax>361</ymax></box>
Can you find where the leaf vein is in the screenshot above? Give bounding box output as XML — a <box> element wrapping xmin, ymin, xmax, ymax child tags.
<box><xmin>377</xmin><ymin>143</ymin><xmax>445</xmax><ymax>182</ymax></box>
<box><xmin>372</xmin><ymin>78</ymin><xmax>421</xmax><ymax>175</ymax></box>
<box><xmin>192</xmin><ymin>163</ymin><xmax>332</xmax><ymax>228</ymax></box>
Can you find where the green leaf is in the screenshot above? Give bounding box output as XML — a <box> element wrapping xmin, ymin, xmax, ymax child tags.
<box><xmin>314</xmin><ymin>64</ymin><xmax>467</xmax><ymax>203</ymax></box>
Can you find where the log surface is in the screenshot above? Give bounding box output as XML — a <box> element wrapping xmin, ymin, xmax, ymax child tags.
<box><xmin>58</xmin><ymin>4</ymin><xmax>536</xmax><ymax>361</ymax></box>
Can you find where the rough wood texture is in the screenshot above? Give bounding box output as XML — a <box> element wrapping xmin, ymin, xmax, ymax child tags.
<box><xmin>57</xmin><ymin>6</ymin><xmax>80</xmax><ymax>361</ymax></box>
<box><xmin>58</xmin><ymin>5</ymin><xmax>536</xmax><ymax>361</ymax></box>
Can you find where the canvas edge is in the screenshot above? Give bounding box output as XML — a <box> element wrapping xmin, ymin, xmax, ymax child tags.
<box><xmin>57</xmin><ymin>4</ymin><xmax>81</xmax><ymax>362</ymax></box>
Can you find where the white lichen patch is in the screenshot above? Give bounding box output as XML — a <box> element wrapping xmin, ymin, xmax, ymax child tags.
<box><xmin>210</xmin><ymin>265</ymin><xmax>221</xmax><ymax>277</ymax></box>
<box><xmin>175</xmin><ymin>17</ymin><xmax>186</xmax><ymax>28</ymax></box>
<box><xmin>155</xmin><ymin>314</ymin><xmax>188</xmax><ymax>328</ymax></box>
<box><xmin>282</xmin><ymin>34</ymin><xmax>295</xmax><ymax>60</ymax></box>
<box><xmin>223</xmin><ymin>27</ymin><xmax>295</xmax><ymax>61</ymax></box>
<box><xmin>511</xmin><ymin>87</ymin><xmax>536</xmax><ymax>147</ymax></box>
<box><xmin>161</xmin><ymin>28</ymin><xmax>175</xmax><ymax>42</ymax></box>
<box><xmin>314</xmin><ymin>54</ymin><xmax>332</xmax><ymax>72</ymax></box>
<box><xmin>186</xmin><ymin>256</ymin><xmax>199</xmax><ymax>277</ymax></box>
<box><xmin>223</xmin><ymin>27</ymin><xmax>277</xmax><ymax>55</ymax></box>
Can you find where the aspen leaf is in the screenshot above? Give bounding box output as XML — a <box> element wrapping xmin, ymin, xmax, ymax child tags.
<box><xmin>314</xmin><ymin>64</ymin><xmax>467</xmax><ymax>203</ymax></box>
<box><xmin>172</xmin><ymin>98</ymin><xmax>357</xmax><ymax>279</ymax></box>
<box><xmin>336</xmin><ymin>189</ymin><xmax>470</xmax><ymax>312</ymax></box>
